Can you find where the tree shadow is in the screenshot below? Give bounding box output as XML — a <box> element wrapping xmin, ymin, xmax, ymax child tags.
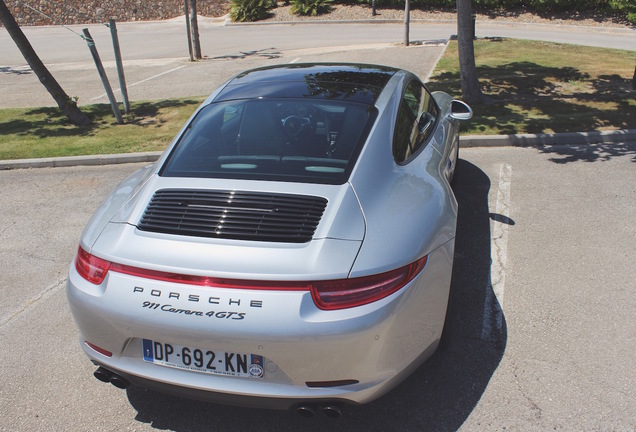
<box><xmin>123</xmin><ymin>159</ymin><xmax>506</xmax><ymax>431</ymax></box>
<box><xmin>211</xmin><ymin>48</ymin><xmax>281</xmax><ymax>61</ymax></box>
<box><xmin>538</xmin><ymin>141</ymin><xmax>636</xmax><ymax>164</ymax></box>
<box><xmin>428</xmin><ymin>58</ymin><xmax>636</xmax><ymax>140</ymax></box>
<box><xmin>0</xmin><ymin>66</ymin><xmax>32</xmax><ymax>75</ymax></box>
<box><xmin>410</xmin><ymin>39</ymin><xmax>449</xmax><ymax>47</ymax></box>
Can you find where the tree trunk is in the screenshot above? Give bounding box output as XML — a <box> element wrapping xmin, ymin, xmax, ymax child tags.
<box><xmin>404</xmin><ymin>0</ymin><xmax>410</xmax><ymax>46</ymax></box>
<box><xmin>189</xmin><ymin>0</ymin><xmax>202</xmax><ymax>60</ymax></box>
<box><xmin>184</xmin><ymin>0</ymin><xmax>194</xmax><ymax>61</ymax></box>
<box><xmin>456</xmin><ymin>0</ymin><xmax>483</xmax><ymax>104</ymax></box>
<box><xmin>0</xmin><ymin>0</ymin><xmax>91</xmax><ymax>126</ymax></box>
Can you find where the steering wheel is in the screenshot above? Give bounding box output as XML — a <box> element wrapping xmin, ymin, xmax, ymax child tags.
<box><xmin>282</xmin><ymin>115</ymin><xmax>311</xmax><ymax>139</ymax></box>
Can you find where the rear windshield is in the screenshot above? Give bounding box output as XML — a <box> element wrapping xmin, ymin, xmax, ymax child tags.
<box><xmin>160</xmin><ymin>98</ymin><xmax>377</xmax><ymax>184</ymax></box>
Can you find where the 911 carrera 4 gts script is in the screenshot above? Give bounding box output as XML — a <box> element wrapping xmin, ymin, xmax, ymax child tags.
<box><xmin>141</xmin><ymin>301</ymin><xmax>246</xmax><ymax>320</ymax></box>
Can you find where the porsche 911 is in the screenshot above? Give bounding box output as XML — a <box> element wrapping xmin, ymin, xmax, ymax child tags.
<box><xmin>67</xmin><ymin>63</ymin><xmax>472</xmax><ymax>417</ymax></box>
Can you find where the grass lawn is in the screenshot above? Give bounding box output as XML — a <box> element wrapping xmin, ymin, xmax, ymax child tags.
<box><xmin>427</xmin><ymin>38</ymin><xmax>636</xmax><ymax>135</ymax></box>
<box><xmin>1</xmin><ymin>38</ymin><xmax>634</xmax><ymax>160</ymax></box>
<box><xmin>0</xmin><ymin>97</ymin><xmax>204</xmax><ymax>160</ymax></box>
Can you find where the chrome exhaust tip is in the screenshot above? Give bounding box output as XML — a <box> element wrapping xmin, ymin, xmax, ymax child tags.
<box><xmin>296</xmin><ymin>406</ymin><xmax>316</xmax><ymax>418</ymax></box>
<box><xmin>93</xmin><ymin>366</ymin><xmax>112</xmax><ymax>383</ymax></box>
<box><xmin>93</xmin><ymin>366</ymin><xmax>129</xmax><ymax>389</ymax></box>
<box><xmin>109</xmin><ymin>374</ymin><xmax>130</xmax><ymax>389</ymax></box>
<box><xmin>322</xmin><ymin>405</ymin><xmax>342</xmax><ymax>418</ymax></box>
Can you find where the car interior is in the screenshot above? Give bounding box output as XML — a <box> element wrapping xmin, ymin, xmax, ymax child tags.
<box><xmin>161</xmin><ymin>99</ymin><xmax>375</xmax><ymax>184</ymax></box>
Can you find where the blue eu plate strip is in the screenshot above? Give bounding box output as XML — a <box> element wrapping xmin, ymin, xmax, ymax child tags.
<box><xmin>142</xmin><ymin>339</ymin><xmax>154</xmax><ymax>362</ymax></box>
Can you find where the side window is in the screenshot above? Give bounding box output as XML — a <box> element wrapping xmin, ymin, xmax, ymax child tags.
<box><xmin>393</xmin><ymin>80</ymin><xmax>439</xmax><ymax>164</ymax></box>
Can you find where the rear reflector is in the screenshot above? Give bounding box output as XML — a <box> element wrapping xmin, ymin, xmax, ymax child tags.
<box><xmin>85</xmin><ymin>341</ymin><xmax>113</xmax><ymax>357</ymax></box>
<box><xmin>74</xmin><ymin>245</ymin><xmax>426</xmax><ymax>310</ymax></box>
<box><xmin>306</xmin><ymin>379</ymin><xmax>359</xmax><ymax>388</ymax></box>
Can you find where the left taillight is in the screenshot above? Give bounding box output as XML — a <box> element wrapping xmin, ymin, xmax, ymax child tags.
<box><xmin>75</xmin><ymin>246</ymin><xmax>111</xmax><ymax>285</ymax></box>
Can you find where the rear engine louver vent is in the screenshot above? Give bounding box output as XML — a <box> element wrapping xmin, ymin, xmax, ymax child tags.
<box><xmin>138</xmin><ymin>189</ymin><xmax>328</xmax><ymax>243</ymax></box>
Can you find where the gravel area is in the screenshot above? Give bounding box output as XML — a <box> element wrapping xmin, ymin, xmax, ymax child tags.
<box><xmin>259</xmin><ymin>4</ymin><xmax>634</xmax><ymax>29</ymax></box>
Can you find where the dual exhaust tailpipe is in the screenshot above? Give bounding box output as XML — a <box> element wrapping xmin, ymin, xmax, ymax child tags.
<box><xmin>296</xmin><ymin>404</ymin><xmax>342</xmax><ymax>418</ymax></box>
<box><xmin>95</xmin><ymin>366</ymin><xmax>341</xmax><ymax>417</ymax></box>
<box><xmin>93</xmin><ymin>366</ymin><xmax>130</xmax><ymax>389</ymax></box>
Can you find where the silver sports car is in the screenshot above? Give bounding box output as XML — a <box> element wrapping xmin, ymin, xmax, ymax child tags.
<box><xmin>67</xmin><ymin>63</ymin><xmax>472</xmax><ymax>417</ymax></box>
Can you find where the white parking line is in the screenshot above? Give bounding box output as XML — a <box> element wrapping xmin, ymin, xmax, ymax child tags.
<box><xmin>481</xmin><ymin>163</ymin><xmax>512</xmax><ymax>341</ymax></box>
<box><xmin>289</xmin><ymin>58</ymin><xmax>301</xmax><ymax>64</ymax></box>
<box><xmin>90</xmin><ymin>65</ymin><xmax>186</xmax><ymax>101</ymax></box>
<box><xmin>424</xmin><ymin>39</ymin><xmax>450</xmax><ymax>83</ymax></box>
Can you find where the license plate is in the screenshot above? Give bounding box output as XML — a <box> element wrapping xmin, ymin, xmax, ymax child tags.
<box><xmin>142</xmin><ymin>339</ymin><xmax>264</xmax><ymax>379</ymax></box>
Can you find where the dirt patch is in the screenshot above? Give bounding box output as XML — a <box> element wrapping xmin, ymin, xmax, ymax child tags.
<box><xmin>260</xmin><ymin>4</ymin><xmax>634</xmax><ymax>29</ymax></box>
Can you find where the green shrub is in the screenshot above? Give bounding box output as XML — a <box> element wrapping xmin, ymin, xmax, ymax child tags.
<box><xmin>230</xmin><ymin>0</ymin><xmax>276</xmax><ymax>22</ymax></box>
<box><xmin>291</xmin><ymin>0</ymin><xmax>334</xmax><ymax>16</ymax></box>
<box><xmin>608</xmin><ymin>0</ymin><xmax>636</xmax><ymax>23</ymax></box>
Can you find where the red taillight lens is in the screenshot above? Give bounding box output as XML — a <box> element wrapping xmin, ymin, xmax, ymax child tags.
<box><xmin>75</xmin><ymin>246</ymin><xmax>111</xmax><ymax>285</ymax></box>
<box><xmin>310</xmin><ymin>256</ymin><xmax>428</xmax><ymax>310</ymax></box>
<box><xmin>74</xmin><ymin>245</ymin><xmax>308</xmax><ymax>290</ymax></box>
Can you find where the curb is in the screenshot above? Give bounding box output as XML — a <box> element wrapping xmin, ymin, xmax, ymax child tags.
<box><xmin>459</xmin><ymin>128</ymin><xmax>636</xmax><ymax>148</ymax></box>
<box><xmin>0</xmin><ymin>151</ymin><xmax>163</xmax><ymax>170</ymax></box>
<box><xmin>224</xmin><ymin>18</ymin><xmax>635</xmax><ymax>35</ymax></box>
<box><xmin>224</xmin><ymin>18</ymin><xmax>430</xmax><ymax>26</ymax></box>
<box><xmin>1</xmin><ymin>130</ymin><xmax>634</xmax><ymax>171</ymax></box>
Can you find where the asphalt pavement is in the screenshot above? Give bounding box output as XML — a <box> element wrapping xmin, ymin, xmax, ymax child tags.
<box><xmin>1</xmin><ymin>144</ymin><xmax>634</xmax><ymax>431</ymax></box>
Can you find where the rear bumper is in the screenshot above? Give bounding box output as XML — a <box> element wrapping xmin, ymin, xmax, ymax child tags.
<box><xmin>93</xmin><ymin>362</ymin><xmax>359</xmax><ymax>410</ymax></box>
<box><xmin>67</xmin><ymin>240</ymin><xmax>454</xmax><ymax>407</ymax></box>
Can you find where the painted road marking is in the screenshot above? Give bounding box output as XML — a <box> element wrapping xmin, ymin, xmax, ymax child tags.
<box><xmin>482</xmin><ymin>163</ymin><xmax>512</xmax><ymax>342</ymax></box>
<box><xmin>91</xmin><ymin>65</ymin><xmax>186</xmax><ymax>101</ymax></box>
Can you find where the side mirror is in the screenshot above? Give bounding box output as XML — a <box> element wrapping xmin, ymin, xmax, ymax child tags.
<box><xmin>449</xmin><ymin>100</ymin><xmax>473</xmax><ymax>121</ymax></box>
<box><xmin>418</xmin><ymin>112</ymin><xmax>435</xmax><ymax>134</ymax></box>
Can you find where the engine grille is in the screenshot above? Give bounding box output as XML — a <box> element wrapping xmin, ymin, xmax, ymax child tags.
<box><xmin>137</xmin><ymin>189</ymin><xmax>328</xmax><ymax>243</ymax></box>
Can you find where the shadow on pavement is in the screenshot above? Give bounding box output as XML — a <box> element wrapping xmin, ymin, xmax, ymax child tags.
<box><xmin>211</xmin><ymin>48</ymin><xmax>281</xmax><ymax>61</ymax></box>
<box><xmin>537</xmin><ymin>141</ymin><xmax>636</xmax><ymax>164</ymax></box>
<box><xmin>125</xmin><ymin>159</ymin><xmax>506</xmax><ymax>432</ymax></box>
<box><xmin>0</xmin><ymin>66</ymin><xmax>32</xmax><ymax>75</ymax></box>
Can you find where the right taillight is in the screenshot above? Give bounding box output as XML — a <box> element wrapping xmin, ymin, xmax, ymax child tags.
<box><xmin>310</xmin><ymin>256</ymin><xmax>428</xmax><ymax>310</ymax></box>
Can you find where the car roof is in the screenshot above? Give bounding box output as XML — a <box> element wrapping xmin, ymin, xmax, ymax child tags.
<box><xmin>213</xmin><ymin>63</ymin><xmax>400</xmax><ymax>105</ymax></box>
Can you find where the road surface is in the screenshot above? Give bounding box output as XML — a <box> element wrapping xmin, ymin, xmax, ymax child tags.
<box><xmin>1</xmin><ymin>143</ymin><xmax>635</xmax><ymax>430</ymax></box>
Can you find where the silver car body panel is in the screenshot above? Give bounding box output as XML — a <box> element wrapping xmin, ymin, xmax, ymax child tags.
<box><xmin>90</xmin><ymin>177</ymin><xmax>365</xmax><ymax>279</ymax></box>
<box><xmin>347</xmin><ymin>73</ymin><xmax>457</xmax><ymax>276</ymax></box>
